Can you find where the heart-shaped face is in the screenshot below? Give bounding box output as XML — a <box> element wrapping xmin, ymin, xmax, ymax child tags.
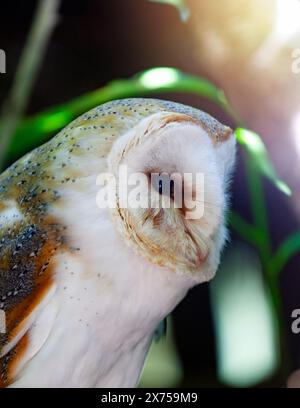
<box><xmin>108</xmin><ymin>107</ymin><xmax>235</xmax><ymax>283</ymax></box>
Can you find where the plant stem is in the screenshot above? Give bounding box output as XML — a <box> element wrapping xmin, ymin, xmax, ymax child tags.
<box><xmin>243</xmin><ymin>150</ymin><xmax>272</xmax><ymax>265</ymax></box>
<box><xmin>0</xmin><ymin>0</ymin><xmax>60</xmax><ymax>170</ymax></box>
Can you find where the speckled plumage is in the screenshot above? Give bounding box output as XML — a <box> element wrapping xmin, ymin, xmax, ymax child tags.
<box><xmin>0</xmin><ymin>98</ymin><xmax>235</xmax><ymax>387</ymax></box>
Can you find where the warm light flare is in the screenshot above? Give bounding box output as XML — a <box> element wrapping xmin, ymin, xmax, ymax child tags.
<box><xmin>138</xmin><ymin>67</ymin><xmax>181</xmax><ymax>89</ymax></box>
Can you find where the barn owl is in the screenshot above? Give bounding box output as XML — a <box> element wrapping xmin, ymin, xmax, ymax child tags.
<box><xmin>0</xmin><ymin>98</ymin><xmax>235</xmax><ymax>388</ymax></box>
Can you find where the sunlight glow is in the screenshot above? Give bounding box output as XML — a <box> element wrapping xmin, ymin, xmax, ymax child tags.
<box><xmin>275</xmin><ymin>0</ymin><xmax>300</xmax><ymax>42</ymax></box>
<box><xmin>138</xmin><ymin>67</ymin><xmax>181</xmax><ymax>89</ymax></box>
<box><xmin>253</xmin><ymin>0</ymin><xmax>300</xmax><ymax>66</ymax></box>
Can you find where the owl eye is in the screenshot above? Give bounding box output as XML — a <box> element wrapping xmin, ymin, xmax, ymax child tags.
<box><xmin>170</xmin><ymin>179</ymin><xmax>175</xmax><ymax>201</ymax></box>
<box><xmin>157</xmin><ymin>179</ymin><xmax>175</xmax><ymax>201</ymax></box>
<box><xmin>158</xmin><ymin>179</ymin><xmax>163</xmax><ymax>195</ymax></box>
<box><xmin>148</xmin><ymin>173</ymin><xmax>184</xmax><ymax>211</ymax></box>
<box><xmin>150</xmin><ymin>173</ymin><xmax>175</xmax><ymax>200</ymax></box>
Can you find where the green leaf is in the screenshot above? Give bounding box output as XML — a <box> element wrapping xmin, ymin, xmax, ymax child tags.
<box><xmin>4</xmin><ymin>67</ymin><xmax>226</xmax><ymax>163</ymax></box>
<box><xmin>235</xmin><ymin>128</ymin><xmax>291</xmax><ymax>196</ymax></box>
<box><xmin>149</xmin><ymin>0</ymin><xmax>190</xmax><ymax>22</ymax></box>
<box><xmin>268</xmin><ymin>231</ymin><xmax>300</xmax><ymax>276</ymax></box>
<box><xmin>228</xmin><ymin>211</ymin><xmax>261</xmax><ymax>246</ymax></box>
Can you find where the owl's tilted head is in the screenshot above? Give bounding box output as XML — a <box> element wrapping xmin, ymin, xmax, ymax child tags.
<box><xmin>55</xmin><ymin>99</ymin><xmax>236</xmax><ymax>323</ymax></box>
<box><xmin>107</xmin><ymin>106</ymin><xmax>236</xmax><ymax>286</ymax></box>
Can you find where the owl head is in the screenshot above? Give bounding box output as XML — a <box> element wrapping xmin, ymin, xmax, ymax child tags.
<box><xmin>93</xmin><ymin>99</ymin><xmax>236</xmax><ymax>288</ymax></box>
<box><xmin>45</xmin><ymin>98</ymin><xmax>236</xmax><ymax>308</ymax></box>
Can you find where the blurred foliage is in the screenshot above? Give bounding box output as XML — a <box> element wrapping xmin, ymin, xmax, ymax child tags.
<box><xmin>235</xmin><ymin>128</ymin><xmax>291</xmax><ymax>196</ymax></box>
<box><xmin>1</xmin><ymin>68</ymin><xmax>225</xmax><ymax>163</ymax></box>
<box><xmin>0</xmin><ymin>0</ymin><xmax>60</xmax><ymax>168</ymax></box>
<box><xmin>210</xmin><ymin>243</ymin><xmax>279</xmax><ymax>387</ymax></box>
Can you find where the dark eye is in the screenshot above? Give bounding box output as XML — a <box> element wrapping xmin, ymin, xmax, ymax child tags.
<box><xmin>156</xmin><ymin>175</ymin><xmax>175</xmax><ymax>200</ymax></box>
<box><xmin>158</xmin><ymin>179</ymin><xmax>163</xmax><ymax>195</ymax></box>
<box><xmin>170</xmin><ymin>179</ymin><xmax>175</xmax><ymax>201</ymax></box>
<box><xmin>153</xmin><ymin>173</ymin><xmax>170</xmax><ymax>197</ymax></box>
<box><xmin>147</xmin><ymin>171</ymin><xmax>178</xmax><ymax>202</ymax></box>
